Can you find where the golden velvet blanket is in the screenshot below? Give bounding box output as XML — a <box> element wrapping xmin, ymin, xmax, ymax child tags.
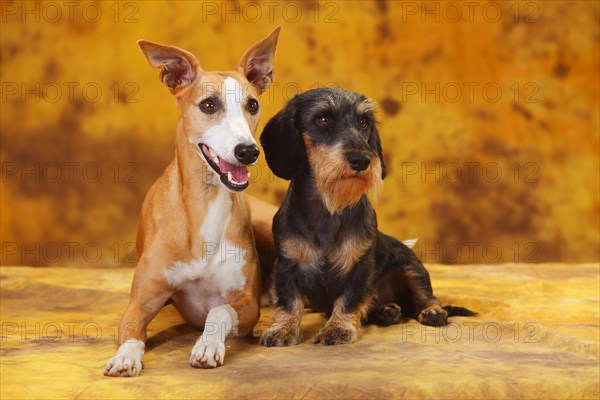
<box><xmin>1</xmin><ymin>264</ymin><xmax>598</xmax><ymax>399</ymax></box>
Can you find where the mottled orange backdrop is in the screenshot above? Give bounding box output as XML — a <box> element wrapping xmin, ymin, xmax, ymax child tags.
<box><xmin>1</xmin><ymin>0</ymin><xmax>598</xmax><ymax>267</ymax></box>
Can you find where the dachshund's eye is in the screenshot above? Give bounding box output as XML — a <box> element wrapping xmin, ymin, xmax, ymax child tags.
<box><xmin>316</xmin><ymin>115</ymin><xmax>333</xmax><ymax>128</ymax></box>
<box><xmin>359</xmin><ymin>118</ymin><xmax>368</xmax><ymax>130</ymax></box>
<box><xmin>247</xmin><ymin>99</ymin><xmax>259</xmax><ymax>115</ymax></box>
<box><xmin>200</xmin><ymin>99</ymin><xmax>218</xmax><ymax>114</ymax></box>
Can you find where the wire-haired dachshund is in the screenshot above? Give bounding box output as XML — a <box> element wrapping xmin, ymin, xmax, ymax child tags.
<box><xmin>258</xmin><ymin>88</ymin><xmax>475</xmax><ymax>346</ymax></box>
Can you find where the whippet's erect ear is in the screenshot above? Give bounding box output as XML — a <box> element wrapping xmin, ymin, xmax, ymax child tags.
<box><xmin>260</xmin><ymin>96</ymin><xmax>307</xmax><ymax>180</ymax></box>
<box><xmin>137</xmin><ymin>40</ymin><xmax>201</xmax><ymax>94</ymax></box>
<box><xmin>237</xmin><ymin>26</ymin><xmax>281</xmax><ymax>94</ymax></box>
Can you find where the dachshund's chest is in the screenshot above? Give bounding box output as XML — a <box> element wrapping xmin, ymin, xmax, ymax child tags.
<box><xmin>280</xmin><ymin>234</ymin><xmax>373</xmax><ymax>276</ymax></box>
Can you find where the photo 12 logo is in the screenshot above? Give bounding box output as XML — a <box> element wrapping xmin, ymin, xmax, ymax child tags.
<box><xmin>1</xmin><ymin>82</ymin><xmax>139</xmax><ymax>104</ymax></box>
<box><xmin>200</xmin><ymin>1</ymin><xmax>339</xmax><ymax>24</ymax></box>
<box><xmin>1</xmin><ymin>241</ymin><xmax>138</xmax><ymax>265</ymax></box>
<box><xmin>399</xmin><ymin>1</ymin><xmax>540</xmax><ymax>24</ymax></box>
<box><xmin>399</xmin><ymin>81</ymin><xmax>539</xmax><ymax>104</ymax></box>
<box><xmin>400</xmin><ymin>161</ymin><xmax>540</xmax><ymax>185</ymax></box>
<box><xmin>1</xmin><ymin>1</ymin><xmax>140</xmax><ymax>24</ymax></box>
<box><xmin>1</xmin><ymin>162</ymin><xmax>139</xmax><ymax>184</ymax></box>
<box><xmin>1</xmin><ymin>321</ymin><xmax>122</xmax><ymax>344</ymax></box>
<box><xmin>412</xmin><ymin>241</ymin><xmax>539</xmax><ymax>263</ymax></box>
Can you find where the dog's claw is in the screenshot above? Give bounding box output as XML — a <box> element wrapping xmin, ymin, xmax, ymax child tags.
<box><xmin>104</xmin><ymin>340</ymin><xmax>144</xmax><ymax>377</ymax></box>
<box><xmin>104</xmin><ymin>355</ymin><xmax>142</xmax><ymax>377</ymax></box>
<box><xmin>190</xmin><ymin>339</ymin><xmax>225</xmax><ymax>368</ymax></box>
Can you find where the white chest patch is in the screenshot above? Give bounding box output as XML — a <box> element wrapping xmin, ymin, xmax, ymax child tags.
<box><xmin>164</xmin><ymin>243</ymin><xmax>246</xmax><ymax>291</ymax></box>
<box><xmin>200</xmin><ymin>187</ymin><xmax>231</xmax><ymax>245</ymax></box>
<box><xmin>163</xmin><ymin>187</ymin><xmax>246</xmax><ymax>293</ymax></box>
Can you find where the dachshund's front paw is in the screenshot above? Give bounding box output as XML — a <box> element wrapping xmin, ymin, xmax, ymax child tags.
<box><xmin>259</xmin><ymin>324</ymin><xmax>302</xmax><ymax>347</ymax></box>
<box><xmin>313</xmin><ymin>325</ymin><xmax>357</xmax><ymax>345</ymax></box>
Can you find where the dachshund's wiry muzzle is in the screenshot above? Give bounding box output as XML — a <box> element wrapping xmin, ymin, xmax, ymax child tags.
<box><xmin>303</xmin><ymin>135</ymin><xmax>382</xmax><ymax>214</ymax></box>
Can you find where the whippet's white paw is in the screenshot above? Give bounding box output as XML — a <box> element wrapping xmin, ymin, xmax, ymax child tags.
<box><xmin>104</xmin><ymin>339</ymin><xmax>145</xmax><ymax>377</ymax></box>
<box><xmin>189</xmin><ymin>337</ymin><xmax>225</xmax><ymax>368</ymax></box>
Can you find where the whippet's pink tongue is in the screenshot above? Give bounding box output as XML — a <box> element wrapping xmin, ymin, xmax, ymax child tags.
<box><xmin>218</xmin><ymin>159</ymin><xmax>249</xmax><ymax>183</ymax></box>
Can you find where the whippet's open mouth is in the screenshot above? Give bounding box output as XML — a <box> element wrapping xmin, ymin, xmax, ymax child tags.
<box><xmin>199</xmin><ymin>143</ymin><xmax>250</xmax><ymax>192</ymax></box>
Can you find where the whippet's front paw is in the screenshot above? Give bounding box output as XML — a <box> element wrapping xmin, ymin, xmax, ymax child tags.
<box><xmin>189</xmin><ymin>338</ymin><xmax>225</xmax><ymax>368</ymax></box>
<box><xmin>104</xmin><ymin>339</ymin><xmax>145</xmax><ymax>377</ymax></box>
<box><xmin>259</xmin><ymin>324</ymin><xmax>302</xmax><ymax>347</ymax></box>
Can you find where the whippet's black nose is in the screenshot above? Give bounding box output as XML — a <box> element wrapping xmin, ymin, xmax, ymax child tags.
<box><xmin>346</xmin><ymin>153</ymin><xmax>371</xmax><ymax>172</ymax></box>
<box><xmin>234</xmin><ymin>144</ymin><xmax>260</xmax><ymax>165</ymax></box>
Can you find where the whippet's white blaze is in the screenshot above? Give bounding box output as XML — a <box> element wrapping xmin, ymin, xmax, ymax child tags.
<box><xmin>195</xmin><ymin>77</ymin><xmax>261</xmax><ymax>191</ymax></box>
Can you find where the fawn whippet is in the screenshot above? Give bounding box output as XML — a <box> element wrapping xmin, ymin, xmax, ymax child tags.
<box><xmin>104</xmin><ymin>27</ymin><xmax>280</xmax><ymax>377</ymax></box>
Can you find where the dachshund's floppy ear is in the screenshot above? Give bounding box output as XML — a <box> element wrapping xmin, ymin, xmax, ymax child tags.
<box><xmin>369</xmin><ymin>125</ymin><xmax>387</xmax><ymax>180</ymax></box>
<box><xmin>260</xmin><ymin>98</ymin><xmax>306</xmax><ymax>180</ymax></box>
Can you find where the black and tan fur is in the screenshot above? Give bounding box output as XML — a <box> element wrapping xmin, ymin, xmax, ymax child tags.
<box><xmin>259</xmin><ymin>88</ymin><xmax>475</xmax><ymax>346</ymax></box>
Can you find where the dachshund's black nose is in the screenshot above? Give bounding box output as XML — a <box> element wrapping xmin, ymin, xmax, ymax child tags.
<box><xmin>235</xmin><ymin>144</ymin><xmax>260</xmax><ymax>165</ymax></box>
<box><xmin>346</xmin><ymin>153</ymin><xmax>370</xmax><ymax>172</ymax></box>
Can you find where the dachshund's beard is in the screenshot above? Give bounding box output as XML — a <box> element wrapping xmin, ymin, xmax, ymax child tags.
<box><xmin>304</xmin><ymin>138</ymin><xmax>383</xmax><ymax>214</ymax></box>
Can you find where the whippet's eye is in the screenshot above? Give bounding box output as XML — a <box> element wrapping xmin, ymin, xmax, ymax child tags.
<box><xmin>316</xmin><ymin>115</ymin><xmax>333</xmax><ymax>128</ymax></box>
<box><xmin>200</xmin><ymin>99</ymin><xmax>217</xmax><ymax>114</ymax></box>
<box><xmin>247</xmin><ymin>99</ymin><xmax>259</xmax><ymax>115</ymax></box>
<box><xmin>359</xmin><ymin>118</ymin><xmax>368</xmax><ymax>129</ymax></box>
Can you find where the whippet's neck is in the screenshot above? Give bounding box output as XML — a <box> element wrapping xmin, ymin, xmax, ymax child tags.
<box><xmin>171</xmin><ymin>126</ymin><xmax>238</xmax><ymax>257</ymax></box>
